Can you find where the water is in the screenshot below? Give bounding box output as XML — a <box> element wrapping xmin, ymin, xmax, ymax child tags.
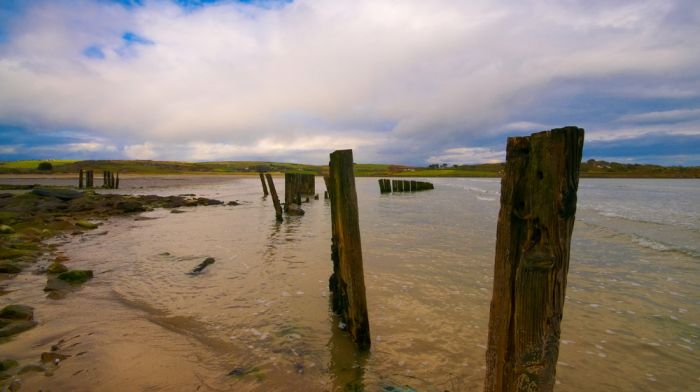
<box><xmin>1</xmin><ymin>176</ymin><xmax>698</xmax><ymax>391</ymax></box>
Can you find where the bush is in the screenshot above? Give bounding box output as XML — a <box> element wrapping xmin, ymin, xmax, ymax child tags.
<box><xmin>37</xmin><ymin>162</ymin><xmax>53</xmax><ymax>171</ymax></box>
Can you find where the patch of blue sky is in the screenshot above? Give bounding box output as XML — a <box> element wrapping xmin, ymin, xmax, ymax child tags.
<box><xmin>83</xmin><ymin>45</ymin><xmax>106</xmax><ymax>59</ymax></box>
<box><xmin>122</xmin><ymin>31</ymin><xmax>153</xmax><ymax>45</ymax></box>
<box><xmin>173</xmin><ymin>0</ymin><xmax>293</xmax><ymax>10</ymax></box>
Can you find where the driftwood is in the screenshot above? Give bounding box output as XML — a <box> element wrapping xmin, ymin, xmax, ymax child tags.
<box><xmin>328</xmin><ymin>149</ymin><xmax>371</xmax><ymax>350</ymax></box>
<box><xmin>484</xmin><ymin>126</ymin><xmax>584</xmax><ymax>392</ymax></box>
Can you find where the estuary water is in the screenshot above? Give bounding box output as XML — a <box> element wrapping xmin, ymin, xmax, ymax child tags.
<box><xmin>1</xmin><ymin>176</ymin><xmax>698</xmax><ymax>391</ymax></box>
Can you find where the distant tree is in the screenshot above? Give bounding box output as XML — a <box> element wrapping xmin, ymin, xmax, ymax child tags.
<box><xmin>37</xmin><ymin>161</ymin><xmax>53</xmax><ymax>171</ymax></box>
<box><xmin>453</xmin><ymin>164</ymin><xmax>459</xmax><ymax>168</ymax></box>
<box><xmin>440</xmin><ymin>163</ymin><xmax>448</xmax><ymax>168</ymax></box>
<box><xmin>428</xmin><ymin>164</ymin><xmax>439</xmax><ymax>169</ymax></box>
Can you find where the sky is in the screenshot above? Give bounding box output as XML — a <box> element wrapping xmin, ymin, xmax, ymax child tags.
<box><xmin>1</xmin><ymin>0</ymin><xmax>699</xmax><ymax>165</ymax></box>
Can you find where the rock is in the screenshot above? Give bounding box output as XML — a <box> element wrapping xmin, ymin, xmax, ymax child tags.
<box><xmin>227</xmin><ymin>201</ymin><xmax>240</xmax><ymax>206</ymax></box>
<box><xmin>195</xmin><ymin>197</ymin><xmax>224</xmax><ymax>206</ymax></box>
<box><xmin>0</xmin><ymin>224</ymin><xmax>14</xmax><ymax>234</ymax></box>
<box><xmin>40</xmin><ymin>352</ymin><xmax>69</xmax><ymax>363</ymax></box>
<box><xmin>286</xmin><ymin>204</ymin><xmax>305</xmax><ymax>216</ymax></box>
<box><xmin>0</xmin><ymin>305</ymin><xmax>34</xmax><ymax>320</ymax></box>
<box><xmin>31</xmin><ymin>188</ymin><xmax>83</xmax><ymax>201</ymax></box>
<box><xmin>56</xmin><ymin>270</ymin><xmax>93</xmax><ymax>284</ymax></box>
<box><xmin>314</xmin><ymin>194</ymin><xmax>319</xmax><ymax>200</ymax></box>
<box><xmin>46</xmin><ymin>262</ymin><xmax>68</xmax><ymax>274</ymax></box>
<box><xmin>0</xmin><ymin>306</ymin><xmax>37</xmax><ymax>335</ymax></box>
<box><xmin>116</xmin><ymin>201</ymin><xmax>146</xmax><ymax>213</ymax></box>
<box><xmin>75</xmin><ymin>220</ymin><xmax>98</xmax><ymax>229</ymax></box>
<box><xmin>0</xmin><ymin>320</ymin><xmax>37</xmax><ymax>337</ymax></box>
<box><xmin>187</xmin><ymin>257</ymin><xmax>215</xmax><ymax>275</ymax></box>
<box><xmin>0</xmin><ymin>260</ymin><xmax>22</xmax><ymax>274</ymax></box>
<box><xmin>170</xmin><ymin>209</ymin><xmax>186</xmax><ymax>214</ymax></box>
<box><xmin>0</xmin><ymin>359</ymin><xmax>19</xmax><ymax>371</ymax></box>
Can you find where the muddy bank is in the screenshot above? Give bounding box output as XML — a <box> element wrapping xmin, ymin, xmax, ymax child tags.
<box><xmin>0</xmin><ymin>187</ymin><xmax>227</xmax><ymax>388</ymax></box>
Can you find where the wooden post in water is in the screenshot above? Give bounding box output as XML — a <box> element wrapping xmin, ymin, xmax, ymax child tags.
<box><xmin>483</xmin><ymin>126</ymin><xmax>584</xmax><ymax>392</ymax></box>
<box><xmin>265</xmin><ymin>173</ymin><xmax>283</xmax><ymax>222</ymax></box>
<box><xmin>328</xmin><ymin>149</ymin><xmax>371</xmax><ymax>350</ymax></box>
<box><xmin>78</xmin><ymin>169</ymin><xmax>84</xmax><ymax>189</ymax></box>
<box><xmin>259</xmin><ymin>172</ymin><xmax>269</xmax><ymax>196</ymax></box>
<box><xmin>115</xmin><ymin>172</ymin><xmax>120</xmax><ymax>189</ymax></box>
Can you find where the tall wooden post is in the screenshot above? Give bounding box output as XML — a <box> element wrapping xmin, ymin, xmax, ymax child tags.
<box><xmin>484</xmin><ymin>126</ymin><xmax>584</xmax><ymax>392</ymax></box>
<box><xmin>259</xmin><ymin>172</ymin><xmax>269</xmax><ymax>196</ymax></box>
<box><xmin>265</xmin><ymin>173</ymin><xmax>283</xmax><ymax>222</ymax></box>
<box><xmin>115</xmin><ymin>172</ymin><xmax>120</xmax><ymax>189</ymax></box>
<box><xmin>328</xmin><ymin>149</ymin><xmax>370</xmax><ymax>350</ymax></box>
<box><xmin>78</xmin><ymin>169</ymin><xmax>84</xmax><ymax>189</ymax></box>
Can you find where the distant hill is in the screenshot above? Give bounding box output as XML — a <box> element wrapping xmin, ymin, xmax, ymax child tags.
<box><xmin>0</xmin><ymin>159</ymin><xmax>697</xmax><ymax>178</ymax></box>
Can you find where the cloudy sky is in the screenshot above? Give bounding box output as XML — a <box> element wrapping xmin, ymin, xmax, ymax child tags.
<box><xmin>1</xmin><ymin>0</ymin><xmax>699</xmax><ymax>165</ymax></box>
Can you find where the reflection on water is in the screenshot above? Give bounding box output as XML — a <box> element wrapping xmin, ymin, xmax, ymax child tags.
<box><xmin>1</xmin><ymin>176</ymin><xmax>698</xmax><ymax>391</ymax></box>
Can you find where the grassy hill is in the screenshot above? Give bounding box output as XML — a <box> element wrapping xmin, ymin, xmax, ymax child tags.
<box><xmin>0</xmin><ymin>159</ymin><xmax>697</xmax><ymax>178</ymax></box>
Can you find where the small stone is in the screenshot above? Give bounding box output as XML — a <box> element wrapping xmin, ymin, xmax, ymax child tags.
<box><xmin>187</xmin><ymin>257</ymin><xmax>215</xmax><ymax>275</ymax></box>
<box><xmin>56</xmin><ymin>270</ymin><xmax>93</xmax><ymax>284</ymax></box>
<box><xmin>170</xmin><ymin>209</ymin><xmax>186</xmax><ymax>214</ymax></box>
<box><xmin>75</xmin><ymin>220</ymin><xmax>98</xmax><ymax>229</ymax></box>
<box><xmin>0</xmin><ymin>224</ymin><xmax>14</xmax><ymax>234</ymax></box>
<box><xmin>227</xmin><ymin>201</ymin><xmax>240</xmax><ymax>206</ymax></box>
<box><xmin>0</xmin><ymin>305</ymin><xmax>34</xmax><ymax>320</ymax></box>
<box><xmin>46</xmin><ymin>262</ymin><xmax>68</xmax><ymax>274</ymax></box>
<box><xmin>40</xmin><ymin>352</ymin><xmax>69</xmax><ymax>364</ymax></box>
<box><xmin>0</xmin><ymin>320</ymin><xmax>38</xmax><ymax>337</ymax></box>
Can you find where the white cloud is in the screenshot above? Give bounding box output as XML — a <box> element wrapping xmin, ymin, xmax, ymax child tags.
<box><xmin>0</xmin><ymin>0</ymin><xmax>699</xmax><ymax>162</ymax></box>
<box><xmin>428</xmin><ymin>147</ymin><xmax>505</xmax><ymax>164</ymax></box>
<box><xmin>616</xmin><ymin>108</ymin><xmax>700</xmax><ymax>123</ymax></box>
<box><xmin>123</xmin><ymin>142</ymin><xmax>157</xmax><ymax>159</ymax></box>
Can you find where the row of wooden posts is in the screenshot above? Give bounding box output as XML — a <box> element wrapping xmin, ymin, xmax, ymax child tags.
<box><xmin>78</xmin><ymin>169</ymin><xmax>119</xmax><ymax>189</ymax></box>
<box><xmin>257</xmin><ymin>127</ymin><xmax>584</xmax><ymax>391</ymax></box>
<box><xmin>378</xmin><ymin>178</ymin><xmax>434</xmax><ymax>193</ymax></box>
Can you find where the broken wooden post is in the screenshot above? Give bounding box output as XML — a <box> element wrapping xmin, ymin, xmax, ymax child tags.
<box><xmin>378</xmin><ymin>179</ymin><xmax>391</xmax><ymax>193</ymax></box>
<box><xmin>328</xmin><ymin>149</ymin><xmax>371</xmax><ymax>350</ymax></box>
<box><xmin>285</xmin><ymin>173</ymin><xmax>315</xmax><ymax>211</ymax></box>
<box><xmin>78</xmin><ymin>169</ymin><xmax>84</xmax><ymax>189</ymax></box>
<box><xmin>483</xmin><ymin>126</ymin><xmax>584</xmax><ymax>392</ymax></box>
<box><xmin>264</xmin><ymin>173</ymin><xmax>283</xmax><ymax>222</ymax></box>
<box><xmin>259</xmin><ymin>172</ymin><xmax>269</xmax><ymax>196</ymax></box>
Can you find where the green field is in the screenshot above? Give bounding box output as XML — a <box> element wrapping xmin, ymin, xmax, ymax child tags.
<box><xmin>0</xmin><ymin>159</ymin><xmax>697</xmax><ymax>178</ymax></box>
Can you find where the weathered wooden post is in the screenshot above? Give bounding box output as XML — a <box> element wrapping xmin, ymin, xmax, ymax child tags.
<box><xmin>86</xmin><ymin>170</ymin><xmax>93</xmax><ymax>188</ymax></box>
<box><xmin>259</xmin><ymin>172</ymin><xmax>269</xmax><ymax>196</ymax></box>
<box><xmin>391</xmin><ymin>179</ymin><xmax>398</xmax><ymax>192</ymax></box>
<box><xmin>264</xmin><ymin>173</ymin><xmax>283</xmax><ymax>222</ymax></box>
<box><xmin>115</xmin><ymin>172</ymin><xmax>120</xmax><ymax>189</ymax></box>
<box><xmin>328</xmin><ymin>149</ymin><xmax>371</xmax><ymax>350</ymax></box>
<box><xmin>483</xmin><ymin>126</ymin><xmax>584</xmax><ymax>392</ymax></box>
<box><xmin>78</xmin><ymin>169</ymin><xmax>84</xmax><ymax>189</ymax></box>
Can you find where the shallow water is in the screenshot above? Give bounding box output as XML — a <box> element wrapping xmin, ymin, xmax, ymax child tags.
<box><xmin>1</xmin><ymin>176</ymin><xmax>699</xmax><ymax>391</ymax></box>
